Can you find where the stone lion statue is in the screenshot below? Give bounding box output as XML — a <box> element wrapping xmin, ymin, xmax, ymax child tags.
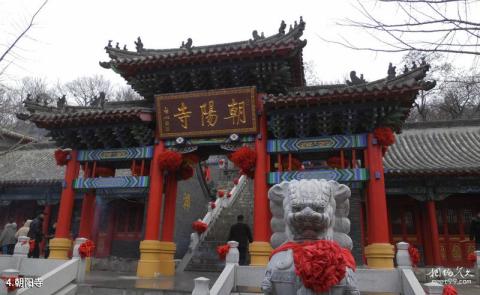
<box><xmin>262</xmin><ymin>179</ymin><xmax>360</xmax><ymax>295</ymax></box>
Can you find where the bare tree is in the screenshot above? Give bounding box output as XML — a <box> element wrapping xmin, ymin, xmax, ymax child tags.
<box><xmin>324</xmin><ymin>0</ymin><xmax>480</xmax><ymax>56</ymax></box>
<box><xmin>65</xmin><ymin>75</ymin><xmax>112</xmax><ymax>106</ymax></box>
<box><xmin>0</xmin><ymin>0</ymin><xmax>49</xmax><ymax>80</ymax></box>
<box><xmin>113</xmin><ymin>85</ymin><xmax>143</xmax><ymax>101</ymax></box>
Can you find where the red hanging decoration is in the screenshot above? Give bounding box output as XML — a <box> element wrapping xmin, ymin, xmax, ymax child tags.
<box><xmin>78</xmin><ymin>240</ymin><xmax>95</xmax><ymax>259</ymax></box>
<box><xmin>374</xmin><ymin>127</ymin><xmax>395</xmax><ymax>146</ymax></box>
<box><xmin>192</xmin><ymin>221</ymin><xmax>208</xmax><ymax>234</ymax></box>
<box><xmin>179</xmin><ymin>165</ymin><xmax>194</xmax><ymax>180</ymax></box>
<box><xmin>158</xmin><ymin>150</ymin><xmax>183</xmax><ymax>172</ymax></box>
<box><xmin>54</xmin><ymin>149</ymin><xmax>70</xmax><ymax>166</ymax></box>
<box><xmin>327</xmin><ymin>156</ymin><xmax>342</xmax><ymax>169</ymax></box>
<box><xmin>408</xmin><ymin>245</ymin><xmax>420</xmax><ymax>267</ymax></box>
<box><xmin>216</xmin><ymin>244</ymin><xmax>230</xmax><ymax>261</ymax></box>
<box><xmin>271</xmin><ymin>240</ymin><xmax>348</xmax><ymax>293</ymax></box>
<box><xmin>467</xmin><ymin>252</ymin><xmax>477</xmax><ymax>265</ymax></box>
<box><xmin>210</xmin><ymin>202</ymin><xmax>216</xmax><ymax>209</ymax></box>
<box><xmin>442</xmin><ymin>285</ymin><xmax>458</xmax><ymax>295</ymax></box>
<box><xmin>217</xmin><ymin>190</ymin><xmax>225</xmax><ymax>198</ymax></box>
<box><xmin>229</xmin><ymin>147</ymin><xmax>256</xmax><ymax>178</ymax></box>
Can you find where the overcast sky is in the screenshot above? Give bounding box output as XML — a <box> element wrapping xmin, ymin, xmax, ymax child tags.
<box><xmin>0</xmin><ymin>0</ymin><xmax>475</xmax><ymax>89</ymax></box>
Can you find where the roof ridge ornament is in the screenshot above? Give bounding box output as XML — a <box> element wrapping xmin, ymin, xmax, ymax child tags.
<box><xmin>346</xmin><ymin>71</ymin><xmax>366</xmax><ymax>86</ymax></box>
<box><xmin>387</xmin><ymin>62</ymin><xmax>396</xmax><ymax>80</ymax></box>
<box><xmin>180</xmin><ymin>38</ymin><xmax>193</xmax><ymax>50</ymax></box>
<box><xmin>252</xmin><ymin>30</ymin><xmax>265</xmax><ymax>41</ymax></box>
<box><xmin>279</xmin><ymin>20</ymin><xmax>286</xmax><ymax>35</ymax></box>
<box><xmin>135</xmin><ymin>37</ymin><xmax>144</xmax><ymax>52</ymax></box>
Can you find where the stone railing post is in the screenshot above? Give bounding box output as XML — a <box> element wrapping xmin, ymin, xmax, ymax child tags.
<box><xmin>13</xmin><ymin>236</ymin><xmax>30</xmax><ymax>257</ymax></box>
<box><xmin>226</xmin><ymin>241</ymin><xmax>239</xmax><ymax>264</ymax></box>
<box><xmin>192</xmin><ymin>277</ymin><xmax>210</xmax><ymax>295</ymax></box>
<box><xmin>72</xmin><ymin>238</ymin><xmax>87</xmax><ymax>283</ymax></box>
<box><xmin>423</xmin><ymin>282</ymin><xmax>443</xmax><ymax>295</ymax></box>
<box><xmin>396</xmin><ymin>242</ymin><xmax>412</xmax><ymax>269</ymax></box>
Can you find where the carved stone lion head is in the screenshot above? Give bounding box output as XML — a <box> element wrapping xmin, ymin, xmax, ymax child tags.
<box><xmin>269</xmin><ymin>179</ymin><xmax>352</xmax><ymax>247</ymax></box>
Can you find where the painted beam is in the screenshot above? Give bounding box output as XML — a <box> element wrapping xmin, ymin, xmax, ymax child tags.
<box><xmin>164</xmin><ymin>136</ymin><xmax>255</xmax><ymax>147</ymax></box>
<box><xmin>267</xmin><ymin>168</ymin><xmax>369</xmax><ymax>184</ymax></box>
<box><xmin>77</xmin><ymin>146</ymin><xmax>153</xmax><ymax>162</ymax></box>
<box><xmin>73</xmin><ymin>176</ymin><xmax>150</xmax><ymax>189</ymax></box>
<box><xmin>267</xmin><ymin>134</ymin><xmax>367</xmax><ymax>153</ymax></box>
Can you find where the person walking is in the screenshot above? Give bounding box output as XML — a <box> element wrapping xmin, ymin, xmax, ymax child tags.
<box><xmin>0</xmin><ymin>223</ymin><xmax>17</xmax><ymax>255</ymax></box>
<box><xmin>15</xmin><ymin>220</ymin><xmax>32</xmax><ymax>239</ymax></box>
<box><xmin>227</xmin><ymin>215</ymin><xmax>253</xmax><ymax>265</ymax></box>
<box><xmin>27</xmin><ymin>214</ymin><xmax>44</xmax><ymax>258</ymax></box>
<box><xmin>470</xmin><ymin>211</ymin><xmax>480</xmax><ymax>250</ymax></box>
<box><xmin>44</xmin><ymin>222</ymin><xmax>56</xmax><ymax>259</ymax></box>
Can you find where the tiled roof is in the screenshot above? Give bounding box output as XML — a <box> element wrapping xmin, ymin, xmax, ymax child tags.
<box><xmin>384</xmin><ymin>120</ymin><xmax>480</xmax><ymax>175</ymax></box>
<box><xmin>100</xmin><ymin>18</ymin><xmax>306</xmax><ymax>69</ymax></box>
<box><xmin>20</xmin><ymin>107</ymin><xmax>153</xmax><ymax>128</ymax></box>
<box><xmin>0</xmin><ymin>143</ymin><xmax>64</xmax><ymax>185</ymax></box>
<box><xmin>263</xmin><ymin>64</ymin><xmax>435</xmax><ymax>108</ymax></box>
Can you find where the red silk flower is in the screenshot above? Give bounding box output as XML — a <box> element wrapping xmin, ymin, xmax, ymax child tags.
<box><xmin>192</xmin><ymin>221</ymin><xmax>208</xmax><ymax>234</ymax></box>
<box><xmin>408</xmin><ymin>245</ymin><xmax>420</xmax><ymax>267</ymax></box>
<box><xmin>272</xmin><ymin>240</ymin><xmax>348</xmax><ymax>293</ymax></box>
<box><xmin>79</xmin><ymin>240</ymin><xmax>95</xmax><ymax>259</ymax></box>
<box><xmin>442</xmin><ymin>285</ymin><xmax>457</xmax><ymax>295</ymax></box>
<box><xmin>158</xmin><ymin>150</ymin><xmax>183</xmax><ymax>172</ymax></box>
<box><xmin>54</xmin><ymin>149</ymin><xmax>69</xmax><ymax>166</ymax></box>
<box><xmin>341</xmin><ymin>248</ymin><xmax>356</xmax><ymax>271</ymax></box>
<box><xmin>229</xmin><ymin>147</ymin><xmax>256</xmax><ymax>178</ymax></box>
<box><xmin>374</xmin><ymin>127</ymin><xmax>395</xmax><ymax>146</ymax></box>
<box><xmin>210</xmin><ymin>202</ymin><xmax>216</xmax><ymax>209</ymax></box>
<box><xmin>217</xmin><ymin>190</ymin><xmax>225</xmax><ymax>198</ymax></box>
<box><xmin>467</xmin><ymin>252</ymin><xmax>477</xmax><ymax>265</ymax></box>
<box><xmin>216</xmin><ymin>244</ymin><xmax>230</xmax><ymax>261</ymax></box>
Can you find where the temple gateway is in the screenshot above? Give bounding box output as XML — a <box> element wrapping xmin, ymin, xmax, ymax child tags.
<box><xmin>3</xmin><ymin>18</ymin><xmax>475</xmax><ymax>278</ymax></box>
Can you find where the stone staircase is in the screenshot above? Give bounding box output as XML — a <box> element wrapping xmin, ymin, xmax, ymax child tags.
<box><xmin>185</xmin><ymin>167</ymin><xmax>254</xmax><ymax>272</ymax></box>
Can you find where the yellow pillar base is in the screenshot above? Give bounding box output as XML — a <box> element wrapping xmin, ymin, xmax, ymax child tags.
<box><xmin>48</xmin><ymin>238</ymin><xmax>72</xmax><ymax>260</ymax></box>
<box><xmin>136</xmin><ymin>240</ymin><xmax>162</xmax><ymax>278</ymax></box>
<box><xmin>364</xmin><ymin>243</ymin><xmax>395</xmax><ymax>269</ymax></box>
<box><xmin>85</xmin><ymin>257</ymin><xmax>91</xmax><ymax>273</ymax></box>
<box><xmin>249</xmin><ymin>241</ymin><xmax>273</xmax><ymax>266</ymax></box>
<box><xmin>158</xmin><ymin>241</ymin><xmax>176</xmax><ymax>277</ymax></box>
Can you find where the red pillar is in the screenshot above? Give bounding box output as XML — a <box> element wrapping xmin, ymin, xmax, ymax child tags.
<box><xmin>78</xmin><ymin>192</ymin><xmax>96</xmax><ymax>239</ymax></box>
<box><xmin>365</xmin><ymin>134</ymin><xmax>390</xmax><ymax>243</ymax></box>
<box><xmin>55</xmin><ymin>150</ymin><xmax>80</xmax><ymax>238</ymax></box>
<box><xmin>427</xmin><ymin>200</ymin><xmax>442</xmax><ymax>265</ymax></box>
<box><xmin>144</xmin><ymin>141</ymin><xmax>165</xmax><ymax>240</ymax></box>
<box><xmin>160</xmin><ymin>174</ymin><xmax>177</xmax><ymax>241</ymax></box>
<box><xmin>253</xmin><ymin>97</ymin><xmax>270</xmax><ymax>242</ymax></box>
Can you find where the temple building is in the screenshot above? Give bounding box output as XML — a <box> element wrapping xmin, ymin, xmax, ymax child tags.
<box><xmin>4</xmin><ymin>18</ymin><xmax>472</xmax><ymax>276</ymax></box>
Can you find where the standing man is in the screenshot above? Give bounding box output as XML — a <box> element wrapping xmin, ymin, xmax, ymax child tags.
<box><xmin>228</xmin><ymin>215</ymin><xmax>253</xmax><ymax>265</ymax></box>
<box><xmin>27</xmin><ymin>213</ymin><xmax>44</xmax><ymax>258</ymax></box>
<box><xmin>470</xmin><ymin>211</ymin><xmax>480</xmax><ymax>250</ymax></box>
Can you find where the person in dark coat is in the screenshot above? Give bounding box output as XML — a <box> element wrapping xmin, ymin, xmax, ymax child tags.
<box><xmin>27</xmin><ymin>213</ymin><xmax>44</xmax><ymax>258</ymax></box>
<box><xmin>470</xmin><ymin>211</ymin><xmax>480</xmax><ymax>250</ymax></box>
<box><xmin>0</xmin><ymin>223</ymin><xmax>17</xmax><ymax>254</ymax></box>
<box><xmin>228</xmin><ymin>215</ymin><xmax>253</xmax><ymax>265</ymax></box>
